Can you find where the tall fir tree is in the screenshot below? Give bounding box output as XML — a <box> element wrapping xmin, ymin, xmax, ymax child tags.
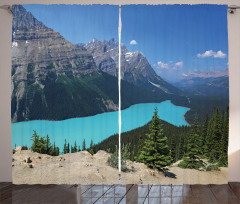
<box><xmin>67</xmin><ymin>142</ymin><xmax>70</xmax><ymax>153</ymax></box>
<box><xmin>170</xmin><ymin>135</ymin><xmax>177</xmax><ymax>162</ymax></box>
<box><xmin>135</xmin><ymin>134</ymin><xmax>144</xmax><ymax>162</ymax></box>
<box><xmin>89</xmin><ymin>139</ymin><xmax>94</xmax><ymax>155</ymax></box>
<box><xmin>218</xmin><ymin>108</ymin><xmax>229</xmax><ymax>167</ymax></box>
<box><xmin>201</xmin><ymin>113</ymin><xmax>209</xmax><ymax>157</ymax></box>
<box><xmin>177</xmin><ymin>138</ymin><xmax>184</xmax><ymax>161</ymax></box>
<box><xmin>31</xmin><ymin>130</ymin><xmax>41</xmax><ymax>153</ymax></box>
<box><xmin>178</xmin><ymin>116</ymin><xmax>204</xmax><ymax>169</ymax></box>
<box><xmin>63</xmin><ymin>139</ymin><xmax>68</xmax><ymax>154</ymax></box>
<box><xmin>205</xmin><ymin>115</ymin><xmax>214</xmax><ymax>159</ymax></box>
<box><xmin>45</xmin><ymin>134</ymin><xmax>53</xmax><ymax>155</ymax></box>
<box><xmin>182</xmin><ymin>133</ymin><xmax>188</xmax><ymax>156</ymax></box>
<box><xmin>74</xmin><ymin>141</ymin><xmax>78</xmax><ymax>152</ymax></box>
<box><xmin>138</xmin><ymin>107</ymin><xmax>172</xmax><ymax>171</ymax></box>
<box><xmin>208</xmin><ymin>108</ymin><xmax>222</xmax><ymax>162</ymax></box>
<box><xmin>71</xmin><ymin>141</ymin><xmax>78</xmax><ymax>153</ymax></box>
<box><xmin>82</xmin><ymin>139</ymin><xmax>86</xmax><ymax>151</ymax></box>
<box><xmin>52</xmin><ymin>142</ymin><xmax>59</xmax><ymax>156</ymax></box>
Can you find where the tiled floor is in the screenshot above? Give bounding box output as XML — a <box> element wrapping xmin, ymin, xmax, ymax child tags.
<box><xmin>1</xmin><ymin>182</ymin><xmax>240</xmax><ymax>203</ymax></box>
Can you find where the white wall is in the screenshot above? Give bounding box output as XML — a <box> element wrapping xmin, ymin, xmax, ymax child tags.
<box><xmin>0</xmin><ymin>0</ymin><xmax>240</xmax><ymax>182</ymax></box>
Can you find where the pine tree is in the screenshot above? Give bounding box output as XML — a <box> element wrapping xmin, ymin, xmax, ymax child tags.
<box><xmin>201</xmin><ymin>113</ymin><xmax>209</xmax><ymax>157</ymax></box>
<box><xmin>138</xmin><ymin>107</ymin><xmax>172</xmax><ymax>171</ymax></box>
<box><xmin>132</xmin><ymin>146</ymin><xmax>136</xmax><ymax>161</ymax></box>
<box><xmin>45</xmin><ymin>134</ymin><xmax>52</xmax><ymax>155</ymax></box>
<box><xmin>52</xmin><ymin>142</ymin><xmax>59</xmax><ymax>156</ymax></box>
<box><xmin>63</xmin><ymin>139</ymin><xmax>68</xmax><ymax>154</ymax></box>
<box><xmin>82</xmin><ymin>139</ymin><xmax>86</xmax><ymax>151</ymax></box>
<box><xmin>90</xmin><ymin>140</ymin><xmax>93</xmax><ymax>149</ymax></box>
<box><xmin>89</xmin><ymin>139</ymin><xmax>94</xmax><ymax>155</ymax></box>
<box><xmin>135</xmin><ymin>134</ymin><xmax>144</xmax><ymax>161</ymax></box>
<box><xmin>31</xmin><ymin>130</ymin><xmax>41</xmax><ymax>153</ymax></box>
<box><xmin>182</xmin><ymin>133</ymin><xmax>188</xmax><ymax>155</ymax></box>
<box><xmin>53</xmin><ymin>142</ymin><xmax>56</xmax><ymax>156</ymax></box>
<box><xmin>39</xmin><ymin>136</ymin><xmax>47</xmax><ymax>154</ymax></box>
<box><xmin>55</xmin><ymin>146</ymin><xmax>60</xmax><ymax>156</ymax></box>
<box><xmin>177</xmin><ymin>139</ymin><xmax>183</xmax><ymax>161</ymax></box>
<box><xmin>205</xmin><ymin>116</ymin><xmax>214</xmax><ymax>159</ymax></box>
<box><xmin>71</xmin><ymin>141</ymin><xmax>78</xmax><ymax>153</ymax></box>
<box><xmin>178</xmin><ymin>116</ymin><xmax>204</xmax><ymax>169</ymax></box>
<box><xmin>170</xmin><ymin>135</ymin><xmax>177</xmax><ymax>162</ymax></box>
<box><xmin>208</xmin><ymin>108</ymin><xmax>222</xmax><ymax>162</ymax></box>
<box><xmin>218</xmin><ymin>108</ymin><xmax>229</xmax><ymax>166</ymax></box>
<box><xmin>74</xmin><ymin>141</ymin><xmax>77</xmax><ymax>152</ymax></box>
<box><xmin>31</xmin><ymin>131</ymin><xmax>60</xmax><ymax>156</ymax></box>
<box><xmin>67</xmin><ymin>142</ymin><xmax>70</xmax><ymax>154</ymax></box>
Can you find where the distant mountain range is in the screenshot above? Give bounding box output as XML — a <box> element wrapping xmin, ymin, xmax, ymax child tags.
<box><xmin>174</xmin><ymin>70</ymin><xmax>229</xmax><ymax>96</ymax></box>
<box><xmin>11</xmin><ymin>5</ymin><xmax>187</xmax><ymax>123</ymax></box>
<box><xmin>182</xmin><ymin>69</ymin><xmax>228</xmax><ymax>79</ymax></box>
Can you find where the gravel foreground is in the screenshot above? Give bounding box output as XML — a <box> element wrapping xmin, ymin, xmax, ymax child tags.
<box><xmin>12</xmin><ymin>150</ymin><xmax>228</xmax><ymax>184</ymax></box>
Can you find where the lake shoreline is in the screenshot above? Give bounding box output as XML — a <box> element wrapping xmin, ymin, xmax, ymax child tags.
<box><xmin>11</xmin><ymin>100</ymin><xmax>167</xmax><ymax>124</ymax></box>
<box><xmin>12</xmin><ymin>101</ymin><xmax>190</xmax><ymax>151</ymax></box>
<box><xmin>183</xmin><ymin>110</ymin><xmax>191</xmax><ymax>126</ymax></box>
<box><xmin>11</xmin><ymin>100</ymin><xmax>189</xmax><ymax>124</ymax></box>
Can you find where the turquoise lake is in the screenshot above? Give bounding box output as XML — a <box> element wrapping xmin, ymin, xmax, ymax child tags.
<box><xmin>11</xmin><ymin>100</ymin><xmax>189</xmax><ymax>151</ymax></box>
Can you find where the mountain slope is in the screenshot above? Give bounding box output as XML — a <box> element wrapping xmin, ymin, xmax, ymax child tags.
<box><xmin>84</xmin><ymin>38</ymin><xmax>182</xmax><ymax>95</ymax></box>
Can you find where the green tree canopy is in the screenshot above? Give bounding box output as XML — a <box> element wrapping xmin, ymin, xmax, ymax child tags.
<box><xmin>138</xmin><ymin>107</ymin><xmax>172</xmax><ymax>171</ymax></box>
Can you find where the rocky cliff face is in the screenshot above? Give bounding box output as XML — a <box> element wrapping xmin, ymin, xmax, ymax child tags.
<box><xmin>12</xmin><ymin>5</ymin><xmax>98</xmax><ymax>84</ymax></box>
<box><xmin>11</xmin><ymin>5</ymin><xmax>115</xmax><ymax>122</ymax></box>
<box><xmin>85</xmin><ymin>38</ymin><xmax>182</xmax><ymax>95</ymax></box>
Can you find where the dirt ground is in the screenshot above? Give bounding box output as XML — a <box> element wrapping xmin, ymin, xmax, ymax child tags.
<box><xmin>12</xmin><ymin>149</ymin><xmax>228</xmax><ymax>184</ymax></box>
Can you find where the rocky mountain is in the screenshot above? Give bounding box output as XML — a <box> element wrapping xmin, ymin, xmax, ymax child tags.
<box><xmin>84</xmin><ymin>39</ymin><xmax>182</xmax><ymax>95</ymax></box>
<box><xmin>12</xmin><ymin>5</ymin><xmax>183</xmax><ymax>123</ymax></box>
<box><xmin>11</xmin><ymin>6</ymin><xmax>119</xmax><ymax>122</ymax></box>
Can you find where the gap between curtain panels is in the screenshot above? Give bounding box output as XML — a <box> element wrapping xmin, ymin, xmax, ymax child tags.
<box><xmin>118</xmin><ymin>5</ymin><xmax>122</xmax><ymax>184</ymax></box>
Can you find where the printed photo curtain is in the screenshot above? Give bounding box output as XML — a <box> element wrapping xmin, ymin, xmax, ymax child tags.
<box><xmin>11</xmin><ymin>4</ymin><xmax>229</xmax><ymax>184</ymax></box>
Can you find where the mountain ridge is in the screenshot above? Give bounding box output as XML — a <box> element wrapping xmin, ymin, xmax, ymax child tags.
<box><xmin>84</xmin><ymin>38</ymin><xmax>183</xmax><ymax>96</ymax></box>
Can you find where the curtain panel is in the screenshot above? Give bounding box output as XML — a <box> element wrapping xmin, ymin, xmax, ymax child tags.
<box><xmin>11</xmin><ymin>4</ymin><xmax>229</xmax><ymax>184</ymax></box>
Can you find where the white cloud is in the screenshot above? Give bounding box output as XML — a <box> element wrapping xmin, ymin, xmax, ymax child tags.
<box><xmin>182</xmin><ymin>73</ymin><xmax>188</xmax><ymax>77</ymax></box>
<box><xmin>197</xmin><ymin>50</ymin><xmax>215</xmax><ymax>58</ymax></box>
<box><xmin>197</xmin><ymin>50</ymin><xmax>227</xmax><ymax>58</ymax></box>
<box><xmin>130</xmin><ymin>40</ymin><xmax>137</xmax><ymax>45</ymax></box>
<box><xmin>157</xmin><ymin>61</ymin><xmax>169</xmax><ymax>69</ymax></box>
<box><xmin>155</xmin><ymin>60</ymin><xmax>184</xmax><ymax>71</ymax></box>
<box><xmin>175</xmin><ymin>61</ymin><xmax>183</xmax><ymax>68</ymax></box>
<box><xmin>213</xmin><ymin>50</ymin><xmax>227</xmax><ymax>58</ymax></box>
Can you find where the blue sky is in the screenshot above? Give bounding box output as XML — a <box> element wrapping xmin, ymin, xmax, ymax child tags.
<box><xmin>23</xmin><ymin>4</ymin><xmax>228</xmax><ymax>82</ymax></box>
